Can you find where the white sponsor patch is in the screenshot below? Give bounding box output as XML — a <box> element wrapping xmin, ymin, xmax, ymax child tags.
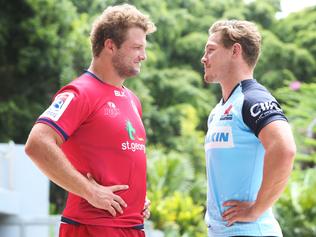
<box><xmin>250</xmin><ymin>101</ymin><xmax>281</xmax><ymax>117</ymax></box>
<box><xmin>205</xmin><ymin>126</ymin><xmax>234</xmax><ymax>150</ymax></box>
<box><xmin>41</xmin><ymin>92</ymin><xmax>74</xmax><ymax>121</ymax></box>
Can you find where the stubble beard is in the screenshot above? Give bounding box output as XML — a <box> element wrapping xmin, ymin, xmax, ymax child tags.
<box><xmin>112</xmin><ymin>54</ymin><xmax>140</xmax><ymax>79</ymax></box>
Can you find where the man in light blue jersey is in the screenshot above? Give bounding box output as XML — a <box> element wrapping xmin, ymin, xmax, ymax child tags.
<box><xmin>201</xmin><ymin>20</ymin><xmax>296</xmax><ymax>237</ymax></box>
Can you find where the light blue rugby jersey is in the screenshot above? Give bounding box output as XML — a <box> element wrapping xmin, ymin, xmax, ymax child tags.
<box><xmin>205</xmin><ymin>79</ymin><xmax>287</xmax><ymax>237</ymax></box>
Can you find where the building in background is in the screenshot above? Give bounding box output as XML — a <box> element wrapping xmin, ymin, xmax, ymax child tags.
<box><xmin>0</xmin><ymin>142</ymin><xmax>58</xmax><ymax>237</ymax></box>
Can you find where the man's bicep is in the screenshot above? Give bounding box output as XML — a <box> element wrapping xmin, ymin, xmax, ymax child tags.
<box><xmin>258</xmin><ymin>120</ymin><xmax>293</xmax><ymax>150</ymax></box>
<box><xmin>30</xmin><ymin>123</ymin><xmax>64</xmax><ymax>146</ymax></box>
<box><xmin>241</xmin><ymin>88</ymin><xmax>287</xmax><ymax>137</ymax></box>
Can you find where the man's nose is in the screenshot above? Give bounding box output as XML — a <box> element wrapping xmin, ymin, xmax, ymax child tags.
<box><xmin>201</xmin><ymin>55</ymin><xmax>206</xmax><ymax>64</ymax></box>
<box><xmin>140</xmin><ymin>50</ymin><xmax>147</xmax><ymax>61</ymax></box>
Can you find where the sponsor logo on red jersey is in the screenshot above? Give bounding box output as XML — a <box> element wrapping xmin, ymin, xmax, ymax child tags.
<box><xmin>122</xmin><ymin>120</ymin><xmax>145</xmax><ymax>153</ymax></box>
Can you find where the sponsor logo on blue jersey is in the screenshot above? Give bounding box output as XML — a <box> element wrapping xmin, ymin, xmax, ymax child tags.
<box><xmin>210</xmin><ymin>132</ymin><xmax>229</xmax><ymax>142</ymax></box>
<box><xmin>250</xmin><ymin>101</ymin><xmax>282</xmax><ymax>117</ymax></box>
<box><xmin>205</xmin><ymin>126</ymin><xmax>234</xmax><ymax>150</ymax></box>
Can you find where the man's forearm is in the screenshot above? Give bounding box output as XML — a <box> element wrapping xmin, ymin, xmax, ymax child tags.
<box><xmin>252</xmin><ymin>146</ymin><xmax>295</xmax><ymax>216</ymax></box>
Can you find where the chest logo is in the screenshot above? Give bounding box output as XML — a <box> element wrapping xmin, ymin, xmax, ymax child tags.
<box><xmin>104</xmin><ymin>101</ymin><xmax>120</xmax><ymax>118</ymax></box>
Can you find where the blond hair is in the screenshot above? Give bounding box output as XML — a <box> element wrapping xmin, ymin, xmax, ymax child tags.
<box><xmin>209</xmin><ymin>20</ymin><xmax>261</xmax><ymax>67</ymax></box>
<box><xmin>90</xmin><ymin>4</ymin><xmax>156</xmax><ymax>57</ymax></box>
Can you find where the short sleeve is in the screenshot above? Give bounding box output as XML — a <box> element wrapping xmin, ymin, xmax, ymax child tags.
<box><xmin>37</xmin><ymin>86</ymin><xmax>91</xmax><ymax>141</ymax></box>
<box><xmin>242</xmin><ymin>91</ymin><xmax>287</xmax><ymax>137</ymax></box>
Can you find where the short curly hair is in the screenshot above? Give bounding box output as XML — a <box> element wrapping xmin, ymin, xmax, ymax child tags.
<box><xmin>209</xmin><ymin>20</ymin><xmax>261</xmax><ymax>67</ymax></box>
<box><xmin>90</xmin><ymin>4</ymin><xmax>156</xmax><ymax>57</ymax></box>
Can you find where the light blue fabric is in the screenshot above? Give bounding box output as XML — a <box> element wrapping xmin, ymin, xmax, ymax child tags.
<box><xmin>204</xmin><ymin>81</ymin><xmax>283</xmax><ymax>237</ymax></box>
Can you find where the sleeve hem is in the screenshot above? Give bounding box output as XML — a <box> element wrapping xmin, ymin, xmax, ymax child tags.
<box><xmin>36</xmin><ymin>118</ymin><xmax>69</xmax><ymax>141</ymax></box>
<box><xmin>255</xmin><ymin>116</ymin><xmax>288</xmax><ymax>137</ymax></box>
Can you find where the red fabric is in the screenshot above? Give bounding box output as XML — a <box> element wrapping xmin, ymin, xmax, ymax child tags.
<box><xmin>38</xmin><ymin>73</ymin><xmax>147</xmax><ymax>227</ymax></box>
<box><xmin>59</xmin><ymin>223</ymin><xmax>146</xmax><ymax>237</ymax></box>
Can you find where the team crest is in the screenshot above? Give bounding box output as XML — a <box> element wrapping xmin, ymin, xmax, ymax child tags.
<box><xmin>104</xmin><ymin>101</ymin><xmax>120</xmax><ymax>118</ymax></box>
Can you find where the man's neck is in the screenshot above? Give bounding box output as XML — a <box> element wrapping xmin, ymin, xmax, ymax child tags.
<box><xmin>88</xmin><ymin>58</ymin><xmax>125</xmax><ymax>88</ymax></box>
<box><xmin>221</xmin><ymin>71</ymin><xmax>253</xmax><ymax>103</ymax></box>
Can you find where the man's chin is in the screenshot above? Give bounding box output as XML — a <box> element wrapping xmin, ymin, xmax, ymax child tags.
<box><xmin>204</xmin><ymin>76</ymin><xmax>213</xmax><ymax>84</ymax></box>
<box><xmin>204</xmin><ymin>75</ymin><xmax>218</xmax><ymax>84</ymax></box>
<box><xmin>125</xmin><ymin>69</ymin><xmax>140</xmax><ymax>78</ymax></box>
<box><xmin>133</xmin><ymin>67</ymin><xmax>141</xmax><ymax>75</ymax></box>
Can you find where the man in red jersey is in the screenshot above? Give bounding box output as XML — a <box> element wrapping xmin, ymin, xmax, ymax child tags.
<box><xmin>25</xmin><ymin>4</ymin><xmax>156</xmax><ymax>237</ymax></box>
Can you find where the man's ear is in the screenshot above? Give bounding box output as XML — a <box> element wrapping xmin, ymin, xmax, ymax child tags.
<box><xmin>104</xmin><ymin>39</ymin><xmax>117</xmax><ymax>54</ymax></box>
<box><xmin>232</xmin><ymin>43</ymin><xmax>242</xmax><ymax>58</ymax></box>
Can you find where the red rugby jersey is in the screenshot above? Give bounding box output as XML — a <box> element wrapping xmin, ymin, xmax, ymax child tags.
<box><xmin>37</xmin><ymin>71</ymin><xmax>147</xmax><ymax>227</ymax></box>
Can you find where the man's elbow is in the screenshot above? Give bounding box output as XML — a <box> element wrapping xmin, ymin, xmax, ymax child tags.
<box><xmin>25</xmin><ymin>138</ymin><xmax>34</xmax><ymax>157</ymax></box>
<box><xmin>282</xmin><ymin>142</ymin><xmax>296</xmax><ymax>166</ymax></box>
<box><xmin>287</xmin><ymin>143</ymin><xmax>296</xmax><ymax>160</ymax></box>
<box><xmin>25</xmin><ymin>135</ymin><xmax>41</xmax><ymax>159</ymax></box>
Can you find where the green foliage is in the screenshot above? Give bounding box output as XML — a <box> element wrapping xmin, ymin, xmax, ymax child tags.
<box><xmin>71</xmin><ymin>0</ymin><xmax>108</xmax><ymax>14</ymax></box>
<box><xmin>129</xmin><ymin>67</ymin><xmax>213</xmax><ymax>147</ymax></box>
<box><xmin>276</xmin><ymin>83</ymin><xmax>316</xmax><ymax>167</ymax></box>
<box><xmin>274</xmin><ymin>82</ymin><xmax>316</xmax><ymax>236</ymax></box>
<box><xmin>147</xmin><ymin>148</ymin><xmax>194</xmax><ymax>195</ymax></box>
<box><xmin>274</xmin><ymin>6</ymin><xmax>316</xmax><ymax>44</ymax></box>
<box><xmin>273</xmin><ymin>6</ymin><xmax>316</xmax><ymax>83</ymax></box>
<box><xmin>148</xmin><ymin>191</ymin><xmax>206</xmax><ymax>237</ymax></box>
<box><xmin>147</xmin><ymin>147</ymin><xmax>206</xmax><ymax>236</ymax></box>
<box><xmin>275</xmin><ymin>169</ymin><xmax>316</xmax><ymax>236</ymax></box>
<box><xmin>0</xmin><ymin>99</ymin><xmax>42</xmax><ymax>142</ymax></box>
<box><xmin>256</xmin><ymin>30</ymin><xmax>316</xmax><ymax>88</ymax></box>
<box><xmin>174</xmin><ymin>32</ymin><xmax>208</xmax><ymax>71</ymax></box>
<box><xmin>245</xmin><ymin>0</ymin><xmax>278</xmax><ymax>28</ymax></box>
<box><xmin>259</xmin><ymin>69</ymin><xmax>296</xmax><ymax>91</ymax></box>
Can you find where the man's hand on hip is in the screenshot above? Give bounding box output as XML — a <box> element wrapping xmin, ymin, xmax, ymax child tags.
<box><xmin>86</xmin><ymin>173</ymin><xmax>129</xmax><ymax>216</ymax></box>
<box><xmin>222</xmin><ymin>200</ymin><xmax>259</xmax><ymax>226</ymax></box>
